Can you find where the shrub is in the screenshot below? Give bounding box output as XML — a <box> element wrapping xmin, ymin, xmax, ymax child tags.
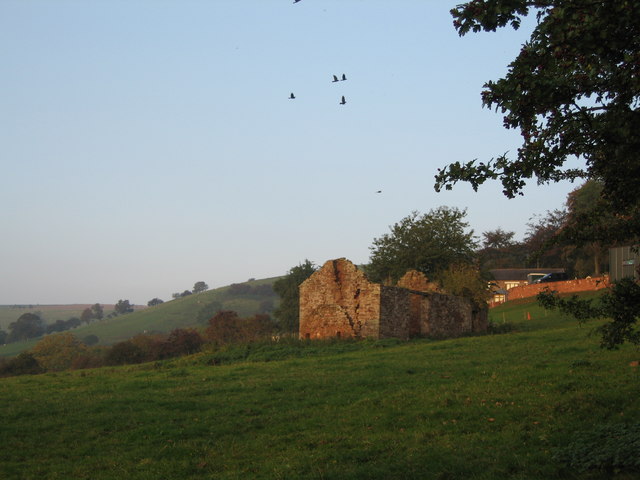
<box><xmin>554</xmin><ymin>423</ymin><xmax>640</xmax><ymax>474</ymax></box>
<box><xmin>0</xmin><ymin>352</ymin><xmax>44</xmax><ymax>377</ymax></box>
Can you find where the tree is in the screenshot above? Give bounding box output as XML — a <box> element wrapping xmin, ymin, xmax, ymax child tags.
<box><xmin>0</xmin><ymin>352</ymin><xmax>43</xmax><ymax>377</ymax></box>
<box><xmin>563</xmin><ymin>180</ymin><xmax>610</xmax><ymax>275</ymax></box>
<box><xmin>205</xmin><ymin>310</ymin><xmax>242</xmax><ymax>345</ymax></box>
<box><xmin>147</xmin><ymin>297</ymin><xmax>164</xmax><ymax>307</ymax></box>
<box><xmin>524</xmin><ymin>209</ymin><xmax>568</xmax><ymax>268</ymax></box>
<box><xmin>192</xmin><ymin>281</ymin><xmax>209</xmax><ymax>294</ymax></box>
<box><xmin>434</xmin><ymin>1</ymin><xmax>640</xmax><ymax>239</ymax></box>
<box><xmin>180</xmin><ymin>290</ymin><xmax>192</xmax><ymax>297</ymax></box>
<box><xmin>159</xmin><ymin>329</ymin><xmax>204</xmax><ymax>358</ymax></box>
<box><xmin>91</xmin><ymin>303</ymin><xmax>104</xmax><ymax>320</ymax></box>
<box><xmin>478</xmin><ymin>228</ymin><xmax>528</xmax><ymax>270</ymax></box>
<box><xmin>80</xmin><ymin>308</ymin><xmax>94</xmax><ymax>324</ymax></box>
<box><xmin>438</xmin><ymin>263</ymin><xmax>492</xmax><ymax>308</ymax></box>
<box><xmin>0</xmin><ymin>329</ymin><xmax>7</xmax><ymax>345</ymax></box>
<box><xmin>272</xmin><ymin>260</ymin><xmax>317</xmax><ymax>333</ymax></box>
<box><xmin>30</xmin><ymin>332</ymin><xmax>88</xmax><ymax>372</ymax></box>
<box><xmin>114</xmin><ymin>299</ymin><xmax>134</xmax><ymax>315</ymax></box>
<box><xmin>7</xmin><ymin>313</ymin><xmax>45</xmax><ymax>342</ymax></box>
<box><xmin>538</xmin><ymin>277</ymin><xmax>640</xmax><ymax>349</ymax></box>
<box><xmin>365</xmin><ymin>207</ymin><xmax>477</xmax><ymax>284</ymax></box>
<box><xmin>105</xmin><ymin>340</ymin><xmax>145</xmax><ymax>366</ymax></box>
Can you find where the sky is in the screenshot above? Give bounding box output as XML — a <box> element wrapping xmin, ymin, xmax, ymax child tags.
<box><xmin>0</xmin><ymin>0</ymin><xmax>581</xmax><ymax>305</ymax></box>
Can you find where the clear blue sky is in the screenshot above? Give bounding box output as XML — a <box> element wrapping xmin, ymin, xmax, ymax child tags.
<box><xmin>0</xmin><ymin>1</ymin><xmax>580</xmax><ymax>305</ymax></box>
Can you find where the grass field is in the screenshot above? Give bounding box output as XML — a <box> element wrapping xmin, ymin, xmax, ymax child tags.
<box><xmin>1</xmin><ymin>298</ymin><xmax>639</xmax><ymax>479</ymax></box>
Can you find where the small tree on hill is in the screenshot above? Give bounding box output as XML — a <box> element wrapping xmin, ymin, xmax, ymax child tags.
<box><xmin>114</xmin><ymin>299</ymin><xmax>134</xmax><ymax>315</ymax></box>
<box><xmin>147</xmin><ymin>298</ymin><xmax>164</xmax><ymax>307</ymax></box>
<box><xmin>193</xmin><ymin>281</ymin><xmax>209</xmax><ymax>294</ymax></box>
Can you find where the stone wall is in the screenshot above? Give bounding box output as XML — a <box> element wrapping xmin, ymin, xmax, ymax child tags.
<box><xmin>299</xmin><ymin>258</ymin><xmax>382</xmax><ymax>339</ymax></box>
<box><xmin>299</xmin><ymin>258</ymin><xmax>488</xmax><ymax>340</ymax></box>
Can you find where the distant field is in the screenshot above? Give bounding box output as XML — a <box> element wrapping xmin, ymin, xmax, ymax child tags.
<box><xmin>0</xmin><ymin>305</ymin><xmax>122</xmax><ymax>330</ymax></box>
<box><xmin>0</xmin><ymin>277</ymin><xmax>281</xmax><ymax>357</ymax></box>
<box><xmin>1</xmin><ymin>299</ymin><xmax>638</xmax><ymax>479</ymax></box>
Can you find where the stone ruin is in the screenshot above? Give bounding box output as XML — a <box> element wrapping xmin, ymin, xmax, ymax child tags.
<box><xmin>299</xmin><ymin>258</ymin><xmax>488</xmax><ymax>340</ymax></box>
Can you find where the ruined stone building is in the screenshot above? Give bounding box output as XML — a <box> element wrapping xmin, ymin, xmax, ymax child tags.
<box><xmin>299</xmin><ymin>258</ymin><xmax>488</xmax><ymax>340</ymax></box>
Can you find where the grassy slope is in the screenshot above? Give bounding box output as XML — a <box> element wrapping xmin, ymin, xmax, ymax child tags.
<box><xmin>0</xmin><ymin>277</ymin><xmax>280</xmax><ymax>357</ymax></box>
<box><xmin>1</xmin><ymin>300</ymin><xmax>639</xmax><ymax>480</ymax></box>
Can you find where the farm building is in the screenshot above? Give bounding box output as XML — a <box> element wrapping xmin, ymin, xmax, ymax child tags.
<box><xmin>299</xmin><ymin>258</ymin><xmax>488</xmax><ymax>340</ymax></box>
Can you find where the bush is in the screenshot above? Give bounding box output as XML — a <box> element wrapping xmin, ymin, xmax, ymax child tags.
<box><xmin>554</xmin><ymin>423</ymin><xmax>640</xmax><ymax>474</ymax></box>
<box><xmin>0</xmin><ymin>352</ymin><xmax>44</xmax><ymax>377</ymax></box>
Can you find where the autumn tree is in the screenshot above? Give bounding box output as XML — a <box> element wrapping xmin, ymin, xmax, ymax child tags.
<box><xmin>273</xmin><ymin>260</ymin><xmax>317</xmax><ymax>333</ymax></box>
<box><xmin>366</xmin><ymin>207</ymin><xmax>477</xmax><ymax>284</ymax></box>
<box><xmin>205</xmin><ymin>310</ymin><xmax>242</xmax><ymax>345</ymax></box>
<box><xmin>30</xmin><ymin>332</ymin><xmax>88</xmax><ymax>372</ymax></box>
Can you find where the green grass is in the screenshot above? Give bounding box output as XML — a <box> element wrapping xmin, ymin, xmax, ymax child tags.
<box><xmin>0</xmin><ymin>277</ymin><xmax>280</xmax><ymax>356</ymax></box>
<box><xmin>1</xmin><ymin>299</ymin><xmax>639</xmax><ymax>479</ymax></box>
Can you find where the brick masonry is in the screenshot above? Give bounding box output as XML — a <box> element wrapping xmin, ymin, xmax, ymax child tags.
<box><xmin>503</xmin><ymin>276</ymin><xmax>609</xmax><ymax>302</ymax></box>
<box><xmin>299</xmin><ymin>258</ymin><xmax>488</xmax><ymax>340</ymax></box>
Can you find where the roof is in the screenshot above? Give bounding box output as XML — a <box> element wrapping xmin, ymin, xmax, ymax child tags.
<box><xmin>489</xmin><ymin>268</ymin><xmax>565</xmax><ymax>281</ymax></box>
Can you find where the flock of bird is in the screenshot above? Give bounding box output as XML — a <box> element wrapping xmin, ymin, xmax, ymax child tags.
<box><xmin>289</xmin><ymin>1</ymin><xmax>348</xmax><ymax>105</ymax></box>
<box><xmin>289</xmin><ymin>73</ymin><xmax>347</xmax><ymax>105</ymax></box>
<box><xmin>291</xmin><ymin>0</ymin><xmax>381</xmax><ymax>192</ymax></box>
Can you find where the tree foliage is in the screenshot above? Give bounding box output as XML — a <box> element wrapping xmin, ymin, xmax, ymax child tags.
<box><xmin>114</xmin><ymin>299</ymin><xmax>134</xmax><ymax>315</ymax></box>
<box><xmin>7</xmin><ymin>313</ymin><xmax>45</xmax><ymax>342</ymax></box>
<box><xmin>273</xmin><ymin>260</ymin><xmax>317</xmax><ymax>333</ymax></box>
<box><xmin>147</xmin><ymin>297</ymin><xmax>164</xmax><ymax>307</ymax></box>
<box><xmin>438</xmin><ymin>263</ymin><xmax>491</xmax><ymax>308</ymax></box>
<box><xmin>366</xmin><ymin>207</ymin><xmax>477</xmax><ymax>284</ymax></box>
<box><xmin>435</xmin><ymin>0</ymin><xmax>640</xmax><ymax>239</ymax></box>
<box><xmin>30</xmin><ymin>332</ymin><xmax>88</xmax><ymax>372</ymax></box>
<box><xmin>478</xmin><ymin>227</ymin><xmax>528</xmax><ymax>270</ymax></box>
<box><xmin>91</xmin><ymin>303</ymin><xmax>104</xmax><ymax>320</ymax></box>
<box><xmin>193</xmin><ymin>281</ymin><xmax>209</xmax><ymax>294</ymax></box>
<box><xmin>538</xmin><ymin>277</ymin><xmax>640</xmax><ymax>349</ymax></box>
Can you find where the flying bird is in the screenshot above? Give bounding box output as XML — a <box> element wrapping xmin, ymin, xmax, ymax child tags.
<box><xmin>341</xmin><ymin>73</ymin><xmax>347</xmax><ymax>81</ymax></box>
<box><xmin>376</xmin><ymin>190</ymin><xmax>382</xmax><ymax>194</ymax></box>
<box><xmin>289</xmin><ymin>93</ymin><xmax>295</xmax><ymax>99</ymax></box>
<box><xmin>340</xmin><ymin>96</ymin><xmax>346</xmax><ymax>105</ymax></box>
<box><xmin>332</xmin><ymin>75</ymin><xmax>339</xmax><ymax>83</ymax></box>
<box><xmin>293</xmin><ymin>0</ymin><xmax>302</xmax><ymax>3</ymax></box>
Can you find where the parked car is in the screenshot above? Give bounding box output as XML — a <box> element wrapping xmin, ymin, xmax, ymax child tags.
<box><xmin>535</xmin><ymin>272</ymin><xmax>568</xmax><ymax>283</ymax></box>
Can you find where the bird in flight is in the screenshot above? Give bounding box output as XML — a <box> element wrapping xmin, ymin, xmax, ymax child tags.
<box><xmin>332</xmin><ymin>75</ymin><xmax>339</xmax><ymax>83</ymax></box>
<box><xmin>341</xmin><ymin>73</ymin><xmax>347</xmax><ymax>81</ymax></box>
<box><xmin>289</xmin><ymin>93</ymin><xmax>295</xmax><ymax>99</ymax></box>
<box><xmin>293</xmin><ymin>0</ymin><xmax>302</xmax><ymax>3</ymax></box>
<box><xmin>376</xmin><ymin>190</ymin><xmax>382</xmax><ymax>194</ymax></box>
<box><xmin>340</xmin><ymin>96</ymin><xmax>346</xmax><ymax>105</ymax></box>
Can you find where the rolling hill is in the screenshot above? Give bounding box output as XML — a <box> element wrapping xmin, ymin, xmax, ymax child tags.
<box><xmin>0</xmin><ymin>277</ymin><xmax>281</xmax><ymax>357</ymax></box>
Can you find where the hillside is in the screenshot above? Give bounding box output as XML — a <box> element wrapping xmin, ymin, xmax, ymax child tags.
<box><xmin>1</xmin><ymin>300</ymin><xmax>638</xmax><ymax>479</ymax></box>
<box><xmin>0</xmin><ymin>277</ymin><xmax>280</xmax><ymax>357</ymax></box>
